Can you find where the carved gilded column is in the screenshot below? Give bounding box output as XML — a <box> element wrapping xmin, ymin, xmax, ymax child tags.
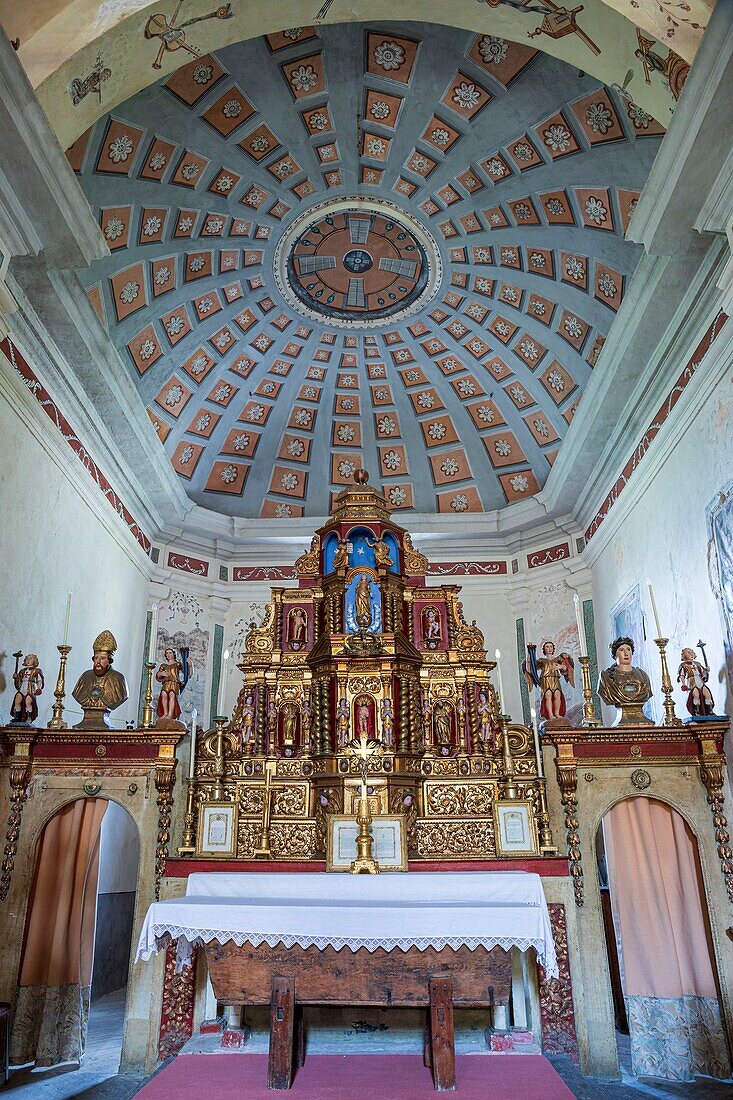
<box><xmin>555</xmin><ymin>745</ymin><xmax>583</xmax><ymax>906</ymax></box>
<box><xmin>466</xmin><ymin>682</ymin><xmax>480</xmax><ymax>755</ymax></box>
<box><xmin>312</xmin><ymin>676</ymin><xmax>323</xmax><ymax>756</ymax></box>
<box><xmin>398</xmin><ymin>676</ymin><xmax>410</xmax><ymax>754</ymax></box>
<box><xmin>698</xmin><ymin>736</ymin><xmax>733</xmax><ymax>902</ymax></box>
<box><xmin>408</xmin><ymin>681</ymin><xmax>421</xmax><ymax>753</ymax></box>
<box><xmin>321</xmin><ymin>676</ymin><xmax>332</xmax><ymax>753</ymax></box>
<box><xmin>0</xmin><ymin>741</ymin><xmax>33</xmax><ymax>901</ymax></box>
<box><xmin>154</xmin><ymin>747</ymin><xmax>178</xmax><ymax>902</ymax></box>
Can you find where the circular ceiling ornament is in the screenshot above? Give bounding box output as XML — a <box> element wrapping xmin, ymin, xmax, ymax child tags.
<box><xmin>274</xmin><ymin>197</ymin><xmax>442</xmax><ymax>328</ymax></box>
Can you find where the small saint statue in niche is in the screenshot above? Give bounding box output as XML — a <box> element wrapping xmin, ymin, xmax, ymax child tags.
<box><xmin>281</xmin><ymin>701</ymin><xmax>298</xmax><ymax>753</ymax></box>
<box><xmin>10</xmin><ymin>652</ymin><xmax>44</xmax><ymax>724</ymax></box>
<box><xmin>677</xmin><ymin>646</ymin><xmax>716</xmax><ymax>718</ymax></box>
<box><xmin>523</xmin><ymin>641</ymin><xmax>574</xmax><ymax>723</ymax></box>
<box><xmin>381</xmin><ymin>697</ymin><xmax>395</xmax><ymax>749</ymax></box>
<box><xmin>241</xmin><ymin>692</ymin><xmax>255</xmax><ymax>750</ymax></box>
<box><xmin>477</xmin><ymin>689</ymin><xmax>494</xmax><ymax>748</ymax></box>
<box><xmin>156</xmin><ymin>646</ymin><xmax>192</xmax><ymax>723</ymax></box>
<box><xmin>421</xmin><ymin>606</ymin><xmax>442</xmax><ymax>650</ymax></box>
<box><xmin>355</xmin><ymin>573</ymin><xmax>373</xmax><ymax>629</ymax></box>
<box><xmin>355</xmin><ymin>695</ymin><xmax>373</xmax><ymax>739</ymax></box>
<box><xmin>72</xmin><ymin>630</ymin><xmax>129</xmax><ymax>730</ymax></box>
<box><xmin>433</xmin><ymin>700</ymin><xmax>453</xmax><ymax>755</ymax></box>
<box><xmin>332</xmin><ymin>538</ymin><xmax>349</xmax><ymax>571</ymax></box>
<box><xmin>598</xmin><ymin>636</ymin><xmax>653</xmax><ymax>726</ymax></box>
<box><xmin>366</xmin><ymin>535</ymin><xmax>394</xmax><ymax>568</ymax></box>
<box><xmin>287</xmin><ymin>606</ymin><xmax>308</xmax><ymax>650</ymax></box>
<box><xmin>336</xmin><ymin>697</ymin><xmax>350</xmax><ymax>749</ymax></box>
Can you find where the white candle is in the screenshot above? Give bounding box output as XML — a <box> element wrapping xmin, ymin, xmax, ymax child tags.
<box><xmin>494</xmin><ymin>649</ymin><xmax>505</xmax><ymax>714</ymax></box>
<box><xmin>63</xmin><ymin>591</ymin><xmax>72</xmax><ymax>645</ymax></box>
<box><xmin>189</xmin><ymin>709</ymin><xmax>198</xmax><ymax>778</ymax></box>
<box><xmin>646</xmin><ymin>580</ymin><xmax>662</xmax><ymax>638</ymax></box>
<box><xmin>148</xmin><ymin>604</ymin><xmax>158</xmax><ymax>664</ymax></box>
<box><xmin>531</xmin><ymin>706</ymin><xmax>544</xmax><ymax>779</ymax></box>
<box><xmin>217</xmin><ymin>649</ymin><xmax>230</xmax><ymax>716</ymax></box>
<box><xmin>573</xmin><ymin>593</ymin><xmax>587</xmax><ymax>656</ymax></box>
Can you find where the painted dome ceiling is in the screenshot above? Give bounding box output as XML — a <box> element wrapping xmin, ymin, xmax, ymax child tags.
<box><xmin>70</xmin><ymin>21</ymin><xmax>666</xmax><ymax>520</ymax></box>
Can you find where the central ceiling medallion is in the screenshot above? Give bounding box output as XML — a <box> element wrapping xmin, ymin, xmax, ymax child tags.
<box><xmin>274</xmin><ymin>197</ymin><xmax>442</xmax><ymax>328</ymax></box>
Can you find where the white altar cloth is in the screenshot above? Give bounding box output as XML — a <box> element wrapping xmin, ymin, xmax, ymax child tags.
<box><xmin>136</xmin><ymin>871</ymin><xmax>558</xmax><ymax>977</ymax></box>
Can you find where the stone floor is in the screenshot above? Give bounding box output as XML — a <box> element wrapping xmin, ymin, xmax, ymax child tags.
<box><xmin>4</xmin><ymin>993</ymin><xmax>731</xmax><ymax>1099</ymax></box>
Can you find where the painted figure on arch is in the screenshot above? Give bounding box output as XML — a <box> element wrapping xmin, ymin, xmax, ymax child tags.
<box><xmin>10</xmin><ymin>652</ymin><xmax>44</xmax><ymax>724</ymax></box>
<box><xmin>523</xmin><ymin>641</ymin><xmax>574</xmax><ymax>722</ymax></box>
<box><xmin>156</xmin><ymin>646</ymin><xmax>192</xmax><ymax>720</ymax></box>
<box><xmin>677</xmin><ymin>646</ymin><xmax>715</xmax><ymax>717</ymax></box>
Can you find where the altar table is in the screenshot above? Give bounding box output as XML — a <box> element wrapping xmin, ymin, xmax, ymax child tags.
<box><xmin>137</xmin><ymin>872</ymin><xmax>557</xmax><ymax>1090</ymax></box>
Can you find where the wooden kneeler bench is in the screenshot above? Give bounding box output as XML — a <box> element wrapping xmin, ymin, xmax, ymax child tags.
<box><xmin>206</xmin><ymin>942</ymin><xmax>513</xmax><ymax>1092</ymax></box>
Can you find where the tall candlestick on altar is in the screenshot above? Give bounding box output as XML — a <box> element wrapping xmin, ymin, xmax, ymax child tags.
<box><xmin>217</xmin><ymin>649</ymin><xmax>230</xmax><ymax>716</ymax></box>
<box><xmin>359</xmin><ymin>732</ymin><xmax>369</xmax><ymax>801</ymax></box>
<box><xmin>530</xmin><ymin>706</ymin><xmax>544</xmax><ymax>778</ymax></box>
<box><xmin>189</xmin><ymin>708</ymin><xmax>198</xmax><ymax>778</ymax></box>
<box><xmin>646</xmin><ymin>580</ymin><xmax>662</xmax><ymax>638</ymax></box>
<box><xmin>573</xmin><ymin>593</ymin><xmax>587</xmax><ymax>656</ymax></box>
<box><xmin>494</xmin><ymin>650</ymin><xmax>505</xmax><ymax>713</ymax></box>
<box><xmin>148</xmin><ymin>604</ymin><xmax>158</xmax><ymax>664</ymax></box>
<box><xmin>62</xmin><ymin>592</ymin><xmax>72</xmax><ymax>646</ymax></box>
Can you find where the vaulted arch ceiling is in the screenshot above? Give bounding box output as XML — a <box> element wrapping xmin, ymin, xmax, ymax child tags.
<box><xmin>0</xmin><ymin>0</ymin><xmax>705</xmax><ymax>151</ymax></box>
<box><xmin>70</xmin><ymin>22</ymin><xmax>665</xmax><ymax>519</ymax></box>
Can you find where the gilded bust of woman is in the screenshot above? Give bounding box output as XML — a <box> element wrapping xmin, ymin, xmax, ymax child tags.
<box><xmin>598</xmin><ymin>636</ymin><xmax>653</xmax><ymax>726</ymax></box>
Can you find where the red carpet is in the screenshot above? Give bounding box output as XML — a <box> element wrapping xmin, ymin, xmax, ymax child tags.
<box><xmin>135</xmin><ymin>1052</ymin><xmax>574</xmax><ymax>1098</ymax></box>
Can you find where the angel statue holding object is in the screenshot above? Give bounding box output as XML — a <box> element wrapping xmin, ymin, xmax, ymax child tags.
<box><xmin>677</xmin><ymin>645</ymin><xmax>715</xmax><ymax>717</ymax></box>
<box><xmin>10</xmin><ymin>652</ymin><xmax>44</xmax><ymax>724</ymax></box>
<box><xmin>156</xmin><ymin>646</ymin><xmax>193</xmax><ymax>721</ymax></box>
<box><xmin>523</xmin><ymin>641</ymin><xmax>574</xmax><ymax>722</ymax></box>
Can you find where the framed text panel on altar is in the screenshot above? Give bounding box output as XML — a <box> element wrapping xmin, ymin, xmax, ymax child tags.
<box><xmin>197</xmin><ymin>801</ymin><xmax>238</xmax><ymax>858</ymax></box>
<box><xmin>493</xmin><ymin>800</ymin><xmax>539</xmax><ymax>857</ymax></box>
<box><xmin>327</xmin><ymin>815</ymin><xmax>408</xmax><ymax>871</ymax></box>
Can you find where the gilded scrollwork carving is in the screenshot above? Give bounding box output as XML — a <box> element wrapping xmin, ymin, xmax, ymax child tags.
<box><xmin>272</xmin><ymin>785</ymin><xmax>307</xmax><ymax>817</ymax></box>
<box><xmin>556</xmin><ymin>760</ymin><xmax>583</xmax><ymax>906</ymax></box>
<box><xmin>237</xmin><ymin>820</ymin><xmax>261</xmax><ymax>858</ymax></box>
<box><xmin>270</xmin><ymin>822</ymin><xmax>317</xmax><ymax>859</ymax></box>
<box><xmin>425</xmin><ymin>782</ymin><xmax>494</xmax><ymax>817</ymax></box>
<box><xmin>699</xmin><ymin>754</ymin><xmax>733</xmax><ymax>903</ymax></box>
<box><xmin>238</xmin><ymin>785</ymin><xmax>265</xmax><ymax>816</ymax></box>
<box><xmin>154</xmin><ymin>762</ymin><xmax>177</xmax><ymax>901</ymax></box>
<box><xmin>0</xmin><ymin>758</ymin><xmax>32</xmax><ymax>901</ymax></box>
<box><xmin>294</xmin><ymin>536</ymin><xmax>320</xmax><ymax>577</ymax></box>
<box><xmin>416</xmin><ymin>818</ymin><xmax>495</xmax><ymax>858</ymax></box>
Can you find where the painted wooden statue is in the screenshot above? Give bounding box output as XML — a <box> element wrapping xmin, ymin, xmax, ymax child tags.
<box><xmin>677</xmin><ymin>645</ymin><xmax>715</xmax><ymax>717</ymax></box>
<box><xmin>523</xmin><ymin>641</ymin><xmax>574</xmax><ymax>722</ymax></box>
<box><xmin>10</xmin><ymin>652</ymin><xmax>44</xmax><ymax>724</ymax></box>
<box><xmin>156</xmin><ymin>646</ymin><xmax>192</xmax><ymax>720</ymax></box>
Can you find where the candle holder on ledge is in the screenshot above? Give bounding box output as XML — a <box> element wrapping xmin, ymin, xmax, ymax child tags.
<box><xmin>578</xmin><ymin>656</ymin><xmax>601</xmax><ymax>727</ymax></box>
<box><xmin>350</xmin><ymin>792</ymin><xmax>380</xmax><ymax>874</ymax></box>
<box><xmin>48</xmin><ymin>645</ymin><xmax>72</xmax><ymax>730</ymax></box>
<box><xmin>499</xmin><ymin>715</ymin><xmax>519</xmax><ymax>801</ymax></box>
<box><xmin>177</xmin><ymin>778</ymin><xmax>198</xmax><ymax>856</ymax></box>
<box><xmin>655</xmin><ymin>638</ymin><xmax>682</xmax><ymax>727</ymax></box>
<box><xmin>211</xmin><ymin>715</ymin><xmax>228</xmax><ymax>801</ymax></box>
<box><xmin>141</xmin><ymin>662</ymin><xmax>155</xmax><ymax>730</ymax></box>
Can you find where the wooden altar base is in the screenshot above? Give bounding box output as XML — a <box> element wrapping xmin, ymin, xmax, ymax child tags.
<box><xmin>205</xmin><ymin>941</ymin><xmax>513</xmax><ymax>1091</ymax></box>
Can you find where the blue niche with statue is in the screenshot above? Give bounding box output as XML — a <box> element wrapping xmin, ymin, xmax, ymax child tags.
<box><xmin>344</xmin><ymin>571</ymin><xmax>382</xmax><ymax>634</ymax></box>
<box><xmin>323</xmin><ymin>528</ymin><xmax>400</xmax><ymax>575</ymax></box>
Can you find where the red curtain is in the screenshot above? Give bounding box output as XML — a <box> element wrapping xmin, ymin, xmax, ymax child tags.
<box><xmin>10</xmin><ymin>798</ymin><xmax>107</xmax><ymax>1067</ymax></box>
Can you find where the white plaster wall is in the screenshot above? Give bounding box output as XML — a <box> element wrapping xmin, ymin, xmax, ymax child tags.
<box><xmin>0</xmin><ymin>378</ymin><xmax>151</xmax><ymax>728</ymax></box>
<box><xmin>98</xmin><ymin>798</ymin><xmax>140</xmax><ymax>894</ymax></box>
<box><xmin>588</xmin><ymin>359</ymin><xmax>733</xmax><ymax>732</ymax></box>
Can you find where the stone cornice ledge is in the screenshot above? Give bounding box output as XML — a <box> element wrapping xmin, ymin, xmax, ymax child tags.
<box><xmin>8</xmin><ymin>264</ymin><xmax>191</xmax><ymax>535</ymax></box>
<box><xmin>627</xmin><ymin>1</ymin><xmax>733</xmax><ymax>257</ymax></box>
<box><xmin>0</xmin><ymin>30</ymin><xmax>106</xmax><ymax>270</ymax></box>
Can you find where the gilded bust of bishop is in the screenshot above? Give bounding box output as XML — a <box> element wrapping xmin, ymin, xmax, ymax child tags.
<box><xmin>597</xmin><ymin>636</ymin><xmax>653</xmax><ymax>726</ymax></box>
<box><xmin>72</xmin><ymin>629</ymin><xmax>129</xmax><ymax>729</ymax></box>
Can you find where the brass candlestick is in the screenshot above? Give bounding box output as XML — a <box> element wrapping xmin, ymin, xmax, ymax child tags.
<box><xmin>499</xmin><ymin>715</ymin><xmax>519</xmax><ymax>800</ymax></box>
<box><xmin>141</xmin><ymin>661</ymin><xmax>155</xmax><ymax>729</ymax></box>
<box><xmin>536</xmin><ymin>778</ymin><xmax>558</xmax><ymax>854</ymax></box>
<box><xmin>351</xmin><ymin>793</ymin><xmax>380</xmax><ymax>874</ymax></box>
<box><xmin>655</xmin><ymin>638</ymin><xmax>682</xmax><ymax>726</ymax></box>
<box><xmin>178</xmin><ymin>779</ymin><xmax>197</xmax><ymax>855</ymax></box>
<box><xmin>578</xmin><ymin>656</ymin><xmax>600</xmax><ymax>727</ymax></box>
<box><xmin>254</xmin><ymin>757</ymin><xmax>275</xmax><ymax>859</ymax></box>
<box><xmin>212</xmin><ymin>715</ymin><xmax>228</xmax><ymax>800</ymax></box>
<box><xmin>48</xmin><ymin>645</ymin><xmax>72</xmax><ymax>730</ymax></box>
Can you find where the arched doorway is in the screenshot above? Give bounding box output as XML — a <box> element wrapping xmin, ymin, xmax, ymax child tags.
<box><xmin>9</xmin><ymin>797</ymin><xmax>140</xmax><ymax>1083</ymax></box>
<box><xmin>597</xmin><ymin>796</ymin><xmax>731</xmax><ymax>1083</ymax></box>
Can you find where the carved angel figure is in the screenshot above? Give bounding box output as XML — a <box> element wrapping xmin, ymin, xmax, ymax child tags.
<box><xmin>523</xmin><ymin>641</ymin><xmax>574</xmax><ymax>721</ymax></box>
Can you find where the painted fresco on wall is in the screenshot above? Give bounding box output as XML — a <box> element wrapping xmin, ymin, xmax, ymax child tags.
<box><xmin>708</xmin><ymin>482</ymin><xmax>733</xmax><ymax>706</ymax></box>
<box><xmin>609</xmin><ymin>583</ymin><xmax>656</xmax><ymax>721</ymax></box>
<box><xmin>524</xmin><ymin>581</ymin><xmax>583</xmax><ymax>726</ymax></box>
<box><xmin>227</xmin><ymin>603</ymin><xmax>265</xmax><ymax>663</ymax></box>
<box><xmin>158</xmin><ymin>590</ymin><xmax>209</xmax><ymax>722</ymax></box>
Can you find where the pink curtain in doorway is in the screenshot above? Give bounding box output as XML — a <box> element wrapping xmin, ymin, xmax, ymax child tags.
<box><xmin>10</xmin><ymin>798</ymin><xmax>108</xmax><ymax>1068</ymax></box>
<box><xmin>604</xmin><ymin>797</ymin><xmax>730</xmax><ymax>1081</ymax></box>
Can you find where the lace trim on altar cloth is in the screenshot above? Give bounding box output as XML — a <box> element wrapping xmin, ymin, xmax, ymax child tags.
<box><xmin>137</xmin><ymin>925</ymin><xmax>559</xmax><ymax>979</ymax></box>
